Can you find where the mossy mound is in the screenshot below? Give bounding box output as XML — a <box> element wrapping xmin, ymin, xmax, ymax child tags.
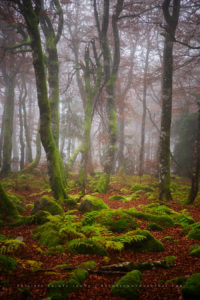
<box><xmin>34</xmin><ymin>229</ymin><xmax>62</xmax><ymax>247</ymax></box>
<box><xmin>181</xmin><ymin>273</ymin><xmax>200</xmax><ymax>300</ymax></box>
<box><xmin>148</xmin><ymin>223</ymin><xmax>164</xmax><ymax>232</ymax></box>
<box><xmin>83</xmin><ymin>209</ymin><xmax>138</xmax><ymax>233</ymax></box>
<box><xmin>78</xmin><ymin>195</ymin><xmax>108</xmax><ymax>213</ymax></box>
<box><xmin>189</xmin><ymin>245</ymin><xmax>200</xmax><ymax>257</ymax></box>
<box><xmin>9</xmin><ymin>194</ymin><xmax>25</xmax><ymax>213</ymax></box>
<box><xmin>112</xmin><ymin>270</ymin><xmax>142</xmax><ymax>299</ymax></box>
<box><xmin>126</xmin><ymin>208</ymin><xmax>174</xmax><ymax>227</ymax></box>
<box><xmin>109</xmin><ymin>194</ymin><xmax>126</xmax><ymax>201</ymax></box>
<box><xmin>131</xmin><ymin>183</ymin><xmax>153</xmax><ymax>193</ymax></box>
<box><xmin>63</xmin><ymin>198</ymin><xmax>78</xmax><ymax>209</ymax></box>
<box><xmin>48</xmin><ymin>268</ymin><xmax>89</xmax><ymax>299</ymax></box>
<box><xmin>0</xmin><ymin>255</ymin><xmax>17</xmax><ymax>271</ymax></box>
<box><xmin>187</xmin><ymin>222</ymin><xmax>200</xmax><ymax>240</ymax></box>
<box><xmin>31</xmin><ymin>196</ymin><xmax>64</xmax><ymax>216</ymax></box>
<box><xmin>68</xmin><ymin>238</ymin><xmax>107</xmax><ymax>256</ymax></box>
<box><xmin>167</xmin><ymin>276</ymin><xmax>186</xmax><ymax>285</ymax></box>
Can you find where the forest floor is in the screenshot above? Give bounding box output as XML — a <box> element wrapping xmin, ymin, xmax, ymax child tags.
<box><xmin>0</xmin><ymin>170</ymin><xmax>200</xmax><ymax>300</ymax></box>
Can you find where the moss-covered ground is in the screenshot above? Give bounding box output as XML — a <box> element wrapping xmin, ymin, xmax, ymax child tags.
<box><xmin>0</xmin><ymin>171</ymin><xmax>200</xmax><ymax>299</ymax></box>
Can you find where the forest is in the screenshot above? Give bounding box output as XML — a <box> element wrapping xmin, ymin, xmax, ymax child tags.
<box><xmin>0</xmin><ymin>0</ymin><xmax>200</xmax><ymax>299</ymax></box>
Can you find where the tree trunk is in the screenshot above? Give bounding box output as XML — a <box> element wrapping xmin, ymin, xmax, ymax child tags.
<box><xmin>187</xmin><ymin>102</ymin><xmax>200</xmax><ymax>204</ymax></box>
<box><xmin>18</xmin><ymin>0</ymin><xmax>67</xmax><ymax>201</ymax></box>
<box><xmin>0</xmin><ymin>181</ymin><xmax>18</xmax><ymax>219</ymax></box>
<box><xmin>1</xmin><ymin>74</ymin><xmax>16</xmax><ymax>175</ymax></box>
<box><xmin>25</xmin><ymin>121</ymin><xmax>41</xmax><ymax>170</ymax></box>
<box><xmin>139</xmin><ymin>42</ymin><xmax>150</xmax><ymax>176</ymax></box>
<box><xmin>158</xmin><ymin>0</ymin><xmax>180</xmax><ymax>201</ymax></box>
<box><xmin>19</xmin><ymin>95</ymin><xmax>25</xmax><ymax>170</ymax></box>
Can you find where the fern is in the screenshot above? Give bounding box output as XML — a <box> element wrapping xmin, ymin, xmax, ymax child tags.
<box><xmin>0</xmin><ymin>239</ymin><xmax>26</xmax><ymax>255</ymax></box>
<box><xmin>105</xmin><ymin>241</ymin><xmax>124</xmax><ymax>251</ymax></box>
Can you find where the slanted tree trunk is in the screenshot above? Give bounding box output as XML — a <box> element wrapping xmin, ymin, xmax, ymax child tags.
<box><xmin>0</xmin><ymin>181</ymin><xmax>18</xmax><ymax>219</ymax></box>
<box><xmin>1</xmin><ymin>72</ymin><xmax>16</xmax><ymax>175</ymax></box>
<box><xmin>17</xmin><ymin>0</ymin><xmax>67</xmax><ymax>201</ymax></box>
<box><xmin>158</xmin><ymin>0</ymin><xmax>180</xmax><ymax>201</ymax></box>
<box><xmin>0</xmin><ymin>111</ymin><xmax>5</xmax><ymax>169</ymax></box>
<box><xmin>187</xmin><ymin>101</ymin><xmax>200</xmax><ymax>204</ymax></box>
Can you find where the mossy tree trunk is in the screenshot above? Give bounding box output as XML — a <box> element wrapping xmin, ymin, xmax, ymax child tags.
<box><xmin>40</xmin><ymin>0</ymin><xmax>66</xmax><ymax>186</ymax></box>
<box><xmin>158</xmin><ymin>0</ymin><xmax>180</xmax><ymax>201</ymax></box>
<box><xmin>93</xmin><ymin>0</ymin><xmax>124</xmax><ymax>191</ymax></box>
<box><xmin>78</xmin><ymin>43</ymin><xmax>102</xmax><ymax>192</ymax></box>
<box><xmin>187</xmin><ymin>101</ymin><xmax>200</xmax><ymax>204</ymax></box>
<box><xmin>25</xmin><ymin>120</ymin><xmax>41</xmax><ymax>170</ymax></box>
<box><xmin>0</xmin><ymin>181</ymin><xmax>18</xmax><ymax>219</ymax></box>
<box><xmin>1</xmin><ymin>71</ymin><xmax>16</xmax><ymax>175</ymax></box>
<box><xmin>16</xmin><ymin>0</ymin><xmax>67</xmax><ymax>201</ymax></box>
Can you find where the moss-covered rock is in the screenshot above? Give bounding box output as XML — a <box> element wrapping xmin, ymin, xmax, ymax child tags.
<box><xmin>112</xmin><ymin>270</ymin><xmax>142</xmax><ymax>299</ymax></box>
<box><xmin>68</xmin><ymin>238</ymin><xmax>107</xmax><ymax>256</ymax></box>
<box><xmin>148</xmin><ymin>223</ymin><xmax>164</xmax><ymax>232</ymax></box>
<box><xmin>128</xmin><ymin>230</ymin><xmax>164</xmax><ymax>252</ymax></box>
<box><xmin>181</xmin><ymin>273</ymin><xmax>200</xmax><ymax>300</ymax></box>
<box><xmin>0</xmin><ymin>255</ymin><xmax>17</xmax><ymax>271</ymax></box>
<box><xmin>31</xmin><ymin>196</ymin><xmax>63</xmax><ymax>216</ymax></box>
<box><xmin>109</xmin><ymin>194</ymin><xmax>126</xmax><ymax>201</ymax></box>
<box><xmin>187</xmin><ymin>222</ymin><xmax>200</xmax><ymax>240</ymax></box>
<box><xmin>78</xmin><ymin>195</ymin><xmax>108</xmax><ymax>213</ymax></box>
<box><xmin>48</xmin><ymin>279</ymin><xmax>79</xmax><ymax>299</ymax></box>
<box><xmin>131</xmin><ymin>183</ymin><xmax>153</xmax><ymax>193</ymax></box>
<box><xmin>35</xmin><ymin>229</ymin><xmax>62</xmax><ymax>247</ymax></box>
<box><xmin>189</xmin><ymin>245</ymin><xmax>200</xmax><ymax>257</ymax></box>
<box><xmin>126</xmin><ymin>209</ymin><xmax>174</xmax><ymax>227</ymax></box>
<box><xmin>70</xmin><ymin>268</ymin><xmax>89</xmax><ymax>284</ymax></box>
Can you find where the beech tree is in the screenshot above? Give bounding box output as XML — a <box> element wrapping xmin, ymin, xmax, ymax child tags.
<box><xmin>158</xmin><ymin>0</ymin><xmax>180</xmax><ymax>201</ymax></box>
<box><xmin>10</xmin><ymin>0</ymin><xmax>68</xmax><ymax>201</ymax></box>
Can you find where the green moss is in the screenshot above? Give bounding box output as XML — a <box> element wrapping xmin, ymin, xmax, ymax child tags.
<box><xmin>31</xmin><ymin>196</ymin><xmax>63</xmax><ymax>215</ymax></box>
<box><xmin>181</xmin><ymin>273</ymin><xmax>200</xmax><ymax>300</ymax></box>
<box><xmin>187</xmin><ymin>222</ymin><xmax>200</xmax><ymax>240</ymax></box>
<box><xmin>96</xmin><ymin>173</ymin><xmax>109</xmax><ymax>193</ymax></box>
<box><xmin>109</xmin><ymin>194</ymin><xmax>126</xmax><ymax>201</ymax></box>
<box><xmin>131</xmin><ymin>183</ymin><xmax>153</xmax><ymax>193</ymax></box>
<box><xmin>112</xmin><ymin>270</ymin><xmax>142</xmax><ymax>299</ymax></box>
<box><xmin>78</xmin><ymin>260</ymin><xmax>97</xmax><ymax>270</ymax></box>
<box><xmin>70</xmin><ymin>268</ymin><xmax>89</xmax><ymax>284</ymax></box>
<box><xmin>78</xmin><ymin>195</ymin><xmax>108</xmax><ymax>213</ymax></box>
<box><xmin>35</xmin><ymin>229</ymin><xmax>62</xmax><ymax>247</ymax></box>
<box><xmin>148</xmin><ymin>223</ymin><xmax>164</xmax><ymax>232</ymax></box>
<box><xmin>189</xmin><ymin>245</ymin><xmax>200</xmax><ymax>257</ymax></box>
<box><xmin>133</xmin><ymin>230</ymin><xmax>164</xmax><ymax>252</ymax></box>
<box><xmin>0</xmin><ymin>255</ymin><xmax>17</xmax><ymax>271</ymax></box>
<box><xmin>68</xmin><ymin>238</ymin><xmax>107</xmax><ymax>256</ymax></box>
<box><xmin>126</xmin><ymin>209</ymin><xmax>174</xmax><ymax>227</ymax></box>
<box><xmin>167</xmin><ymin>276</ymin><xmax>186</xmax><ymax>285</ymax></box>
<box><xmin>48</xmin><ymin>279</ymin><xmax>79</xmax><ymax>299</ymax></box>
<box><xmin>63</xmin><ymin>198</ymin><xmax>77</xmax><ymax>209</ymax></box>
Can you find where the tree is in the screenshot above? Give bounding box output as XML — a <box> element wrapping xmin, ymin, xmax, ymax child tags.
<box><xmin>0</xmin><ymin>181</ymin><xmax>18</xmax><ymax>219</ymax></box>
<box><xmin>158</xmin><ymin>0</ymin><xmax>180</xmax><ymax>201</ymax></box>
<box><xmin>12</xmin><ymin>0</ymin><xmax>67</xmax><ymax>201</ymax></box>
<box><xmin>187</xmin><ymin>99</ymin><xmax>200</xmax><ymax>204</ymax></box>
<box><xmin>93</xmin><ymin>0</ymin><xmax>124</xmax><ymax>191</ymax></box>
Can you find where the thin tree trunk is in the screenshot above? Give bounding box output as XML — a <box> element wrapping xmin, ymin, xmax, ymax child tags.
<box><xmin>159</xmin><ymin>0</ymin><xmax>180</xmax><ymax>201</ymax></box>
<box><xmin>19</xmin><ymin>94</ymin><xmax>25</xmax><ymax>170</ymax></box>
<box><xmin>139</xmin><ymin>42</ymin><xmax>150</xmax><ymax>176</ymax></box>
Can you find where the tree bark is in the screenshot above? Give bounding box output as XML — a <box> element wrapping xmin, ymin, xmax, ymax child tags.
<box><xmin>139</xmin><ymin>40</ymin><xmax>150</xmax><ymax>176</ymax></box>
<box><xmin>0</xmin><ymin>181</ymin><xmax>18</xmax><ymax>219</ymax></box>
<box><xmin>17</xmin><ymin>0</ymin><xmax>67</xmax><ymax>201</ymax></box>
<box><xmin>159</xmin><ymin>0</ymin><xmax>180</xmax><ymax>201</ymax></box>
<box><xmin>187</xmin><ymin>101</ymin><xmax>200</xmax><ymax>204</ymax></box>
<box><xmin>1</xmin><ymin>72</ymin><xmax>16</xmax><ymax>175</ymax></box>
